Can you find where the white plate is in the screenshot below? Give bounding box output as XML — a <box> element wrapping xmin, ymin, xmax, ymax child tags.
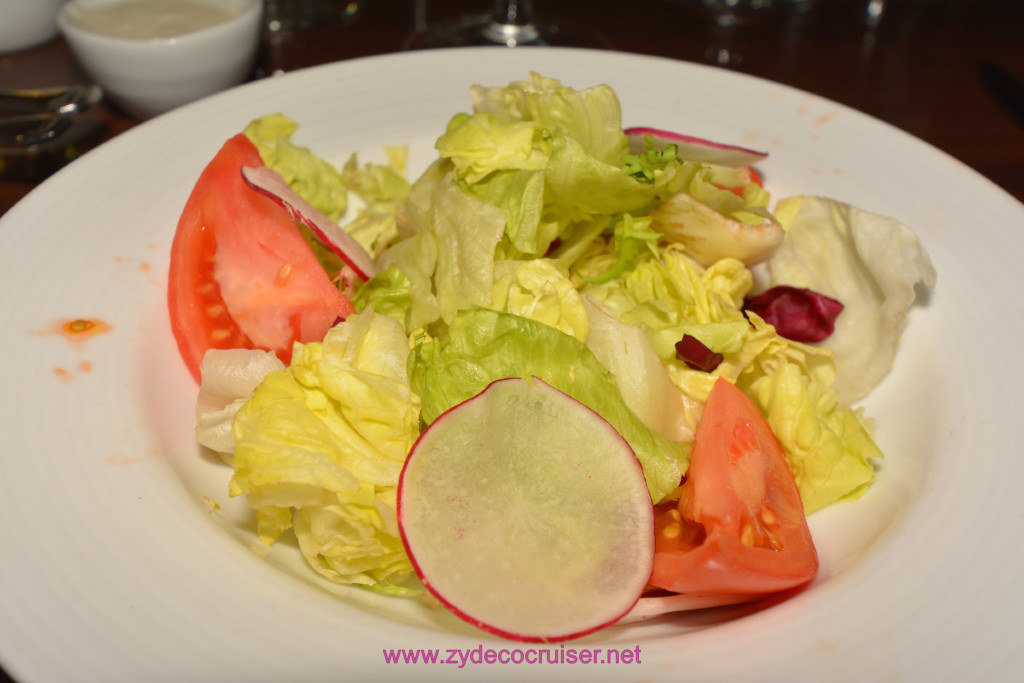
<box><xmin>2</xmin><ymin>48</ymin><xmax>1022</xmax><ymax>682</ymax></box>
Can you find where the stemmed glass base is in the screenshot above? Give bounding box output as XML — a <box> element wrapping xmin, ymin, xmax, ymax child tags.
<box><xmin>405</xmin><ymin>1</ymin><xmax>611</xmax><ymax>50</ymax></box>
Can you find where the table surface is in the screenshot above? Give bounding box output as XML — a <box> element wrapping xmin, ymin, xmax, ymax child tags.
<box><xmin>0</xmin><ymin>3</ymin><xmax>1019</xmax><ymax>681</ymax></box>
<box><xmin>1</xmin><ymin>0</ymin><xmax>1022</xmax><ymax>216</ymax></box>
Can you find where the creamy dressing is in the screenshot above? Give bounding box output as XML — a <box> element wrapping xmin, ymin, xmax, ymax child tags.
<box><xmin>73</xmin><ymin>0</ymin><xmax>243</xmax><ymax>39</ymax></box>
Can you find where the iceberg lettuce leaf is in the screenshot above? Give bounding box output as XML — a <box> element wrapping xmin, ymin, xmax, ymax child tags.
<box><xmin>767</xmin><ymin>196</ymin><xmax>937</xmax><ymax>403</ymax></box>
<box><xmin>491</xmin><ymin>258</ymin><xmax>589</xmax><ymax>341</ymax></box>
<box><xmin>436</xmin><ymin>112</ymin><xmax>548</xmax><ymax>184</ymax></box>
<box><xmin>469</xmin><ymin>72</ymin><xmax>628</xmax><ymax>165</ymax></box>
<box><xmin>230</xmin><ymin>310</ymin><xmax>421</xmax><ymax>591</ymax></box>
<box><xmin>743</xmin><ymin>358</ymin><xmax>883</xmax><ymax>514</ymax></box>
<box><xmin>581</xmin><ymin>243</ymin><xmax>885</xmax><ymax>512</ymax></box>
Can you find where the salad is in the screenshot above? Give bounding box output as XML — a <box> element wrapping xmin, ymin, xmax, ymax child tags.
<box><xmin>171</xmin><ymin>73</ymin><xmax>936</xmax><ymax>642</ymax></box>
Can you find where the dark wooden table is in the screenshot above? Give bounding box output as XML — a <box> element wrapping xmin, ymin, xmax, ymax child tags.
<box><xmin>1</xmin><ymin>0</ymin><xmax>1022</xmax><ymax>216</ymax></box>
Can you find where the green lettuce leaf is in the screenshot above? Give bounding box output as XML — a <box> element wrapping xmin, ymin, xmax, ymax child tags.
<box><xmin>543</xmin><ymin>129</ymin><xmax>686</xmax><ymax>227</ymax></box>
<box><xmin>468</xmin><ymin>168</ymin><xmax>549</xmax><ymax>256</ymax></box>
<box><xmin>376</xmin><ymin>230</ymin><xmax>441</xmax><ymax>333</ymax></box>
<box><xmin>335</xmin><ymin>149</ymin><xmax>410</xmax><ymax>260</ymax></box>
<box><xmin>742</xmin><ymin>355</ymin><xmax>884</xmax><ymax>514</ymax></box>
<box><xmin>342</xmin><ymin>146</ymin><xmax>411</xmax><ymax>205</ymax></box>
<box><xmin>581</xmin><ymin>243</ymin><xmax>884</xmax><ymax>512</ymax></box>
<box><xmin>244</xmin><ymin>114</ymin><xmax>348</xmax><ymax>222</ymax></box>
<box><xmin>386</xmin><ymin>164</ymin><xmax>505</xmax><ymax>329</ymax></box>
<box><xmin>408</xmin><ymin>308</ymin><xmax>687</xmax><ymax>504</ymax></box>
<box><xmin>491</xmin><ymin>258</ymin><xmax>589</xmax><ymax>341</ymax></box>
<box><xmin>229</xmin><ymin>310</ymin><xmax>422</xmax><ymax>591</ymax></box>
<box><xmin>436</xmin><ymin>112</ymin><xmax>548</xmax><ymax>184</ymax></box>
<box><xmin>434</xmin><ymin>73</ymin><xmax>689</xmax><ymax>261</ymax></box>
<box><xmin>582</xmin><ymin>295</ymin><xmax>693</xmax><ymax>444</ymax></box>
<box><xmin>581</xmin><ymin>245</ymin><xmax>753</xmax><ymax>361</ymax></box>
<box><xmin>469</xmin><ymin>72</ymin><xmax>627</xmax><ymax>165</ymax></box>
<box><xmin>352</xmin><ymin>264</ymin><xmax>413</xmax><ymax>325</ymax></box>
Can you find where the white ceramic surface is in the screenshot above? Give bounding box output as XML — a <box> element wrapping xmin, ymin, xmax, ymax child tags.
<box><xmin>57</xmin><ymin>0</ymin><xmax>261</xmax><ymax>119</ymax></box>
<box><xmin>1</xmin><ymin>48</ymin><xmax>1022</xmax><ymax>682</ymax></box>
<box><xmin>0</xmin><ymin>0</ymin><xmax>67</xmax><ymax>54</ymax></box>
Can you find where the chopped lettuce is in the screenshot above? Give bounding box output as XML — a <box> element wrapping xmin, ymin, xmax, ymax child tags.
<box><xmin>342</xmin><ymin>147</ymin><xmax>411</xmax><ymax>205</ymax></box>
<box><xmin>580</xmin><ymin>242</ymin><xmax>884</xmax><ymax>511</ymax></box>
<box><xmin>582</xmin><ymin>295</ymin><xmax>693</xmax><ymax>444</ymax></box>
<box><xmin>743</xmin><ymin>360</ymin><xmax>883</xmax><ymax>514</ymax></box>
<box><xmin>245</xmin><ymin>115</ymin><xmax>410</xmax><ymax>263</ymax></box>
<box><xmin>211</xmin><ymin>76</ymin><xmax>933</xmax><ymax>598</ymax></box>
<box><xmin>375</xmin><ymin>230</ymin><xmax>441</xmax><ymax>332</ymax></box>
<box><xmin>408</xmin><ymin>308</ymin><xmax>688</xmax><ymax>504</ymax></box>
<box><xmin>469</xmin><ymin>72</ymin><xmax>628</xmax><ymax>166</ymax></box>
<box><xmin>244</xmin><ymin>114</ymin><xmax>348</xmax><ymax>222</ymax></box>
<box><xmin>352</xmin><ymin>264</ymin><xmax>414</xmax><ymax>325</ymax></box>
<box><xmin>491</xmin><ymin>258</ymin><xmax>589</xmax><ymax>341</ymax></box>
<box><xmin>429</xmin><ymin>74</ymin><xmax>692</xmax><ymax>263</ymax></box>
<box><xmin>436</xmin><ymin>112</ymin><xmax>548</xmax><ymax>184</ymax></box>
<box><xmin>336</xmin><ymin>149</ymin><xmax>411</xmax><ymax>260</ymax></box>
<box><xmin>195</xmin><ymin>349</ymin><xmax>285</xmax><ymax>462</ymax></box>
<box><xmin>767</xmin><ymin>196</ymin><xmax>937</xmax><ymax>403</ymax></box>
<box><xmin>229</xmin><ymin>310</ymin><xmax>421</xmax><ymax>591</ymax></box>
<box><xmin>385</xmin><ymin>165</ymin><xmax>505</xmax><ymax>329</ymax></box>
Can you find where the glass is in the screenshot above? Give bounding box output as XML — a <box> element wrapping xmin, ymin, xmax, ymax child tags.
<box><xmin>698</xmin><ymin>0</ymin><xmax>814</xmax><ymax>65</ymax></box>
<box><xmin>405</xmin><ymin>0</ymin><xmax>611</xmax><ymax>50</ymax></box>
<box><xmin>263</xmin><ymin>0</ymin><xmax>363</xmax><ymax>34</ymax></box>
<box><xmin>701</xmin><ymin>0</ymin><xmax>813</xmax><ymax>26</ymax></box>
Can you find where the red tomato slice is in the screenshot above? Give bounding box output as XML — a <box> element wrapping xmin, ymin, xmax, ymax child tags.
<box><xmin>649</xmin><ymin>377</ymin><xmax>818</xmax><ymax>596</ymax></box>
<box><xmin>167</xmin><ymin>134</ymin><xmax>354</xmax><ymax>382</ymax></box>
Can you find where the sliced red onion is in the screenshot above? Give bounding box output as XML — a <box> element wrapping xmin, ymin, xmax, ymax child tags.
<box><xmin>241</xmin><ymin>165</ymin><xmax>377</xmax><ymax>281</ymax></box>
<box><xmin>624</xmin><ymin>126</ymin><xmax>768</xmax><ymax>167</ymax></box>
<box><xmin>675</xmin><ymin>334</ymin><xmax>724</xmax><ymax>373</ymax></box>
<box><xmin>743</xmin><ymin>286</ymin><xmax>844</xmax><ymax>343</ymax></box>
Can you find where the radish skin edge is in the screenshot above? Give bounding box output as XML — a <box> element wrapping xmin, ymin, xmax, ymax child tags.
<box><xmin>397</xmin><ymin>377</ymin><xmax>655</xmax><ymax>642</ymax></box>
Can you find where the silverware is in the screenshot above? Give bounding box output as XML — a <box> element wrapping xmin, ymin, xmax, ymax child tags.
<box><xmin>0</xmin><ymin>84</ymin><xmax>103</xmax><ymax>146</ymax></box>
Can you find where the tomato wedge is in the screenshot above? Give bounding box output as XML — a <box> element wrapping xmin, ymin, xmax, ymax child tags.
<box><xmin>168</xmin><ymin>134</ymin><xmax>354</xmax><ymax>382</ymax></box>
<box><xmin>649</xmin><ymin>377</ymin><xmax>818</xmax><ymax>596</ymax></box>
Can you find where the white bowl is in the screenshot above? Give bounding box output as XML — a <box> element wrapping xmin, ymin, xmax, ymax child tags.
<box><xmin>0</xmin><ymin>0</ymin><xmax>68</xmax><ymax>54</ymax></box>
<box><xmin>57</xmin><ymin>0</ymin><xmax>262</xmax><ymax>119</ymax></box>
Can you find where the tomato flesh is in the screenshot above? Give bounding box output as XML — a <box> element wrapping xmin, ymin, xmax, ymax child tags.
<box><xmin>167</xmin><ymin>134</ymin><xmax>354</xmax><ymax>382</ymax></box>
<box><xmin>649</xmin><ymin>377</ymin><xmax>818</xmax><ymax>596</ymax></box>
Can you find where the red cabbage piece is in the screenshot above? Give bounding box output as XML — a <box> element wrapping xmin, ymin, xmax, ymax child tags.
<box><xmin>675</xmin><ymin>334</ymin><xmax>724</xmax><ymax>373</ymax></box>
<box><xmin>744</xmin><ymin>286</ymin><xmax>843</xmax><ymax>343</ymax></box>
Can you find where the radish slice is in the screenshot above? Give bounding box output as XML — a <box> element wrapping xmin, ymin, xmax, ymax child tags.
<box><xmin>624</xmin><ymin>126</ymin><xmax>767</xmax><ymax>167</ymax></box>
<box><xmin>240</xmin><ymin>165</ymin><xmax>377</xmax><ymax>281</ymax></box>
<box><xmin>398</xmin><ymin>377</ymin><xmax>655</xmax><ymax>642</ymax></box>
<box><xmin>620</xmin><ymin>592</ymin><xmax>761</xmax><ymax>623</ymax></box>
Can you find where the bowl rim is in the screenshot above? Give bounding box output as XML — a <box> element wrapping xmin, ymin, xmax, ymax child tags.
<box><xmin>58</xmin><ymin>0</ymin><xmax>263</xmax><ymax>46</ymax></box>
